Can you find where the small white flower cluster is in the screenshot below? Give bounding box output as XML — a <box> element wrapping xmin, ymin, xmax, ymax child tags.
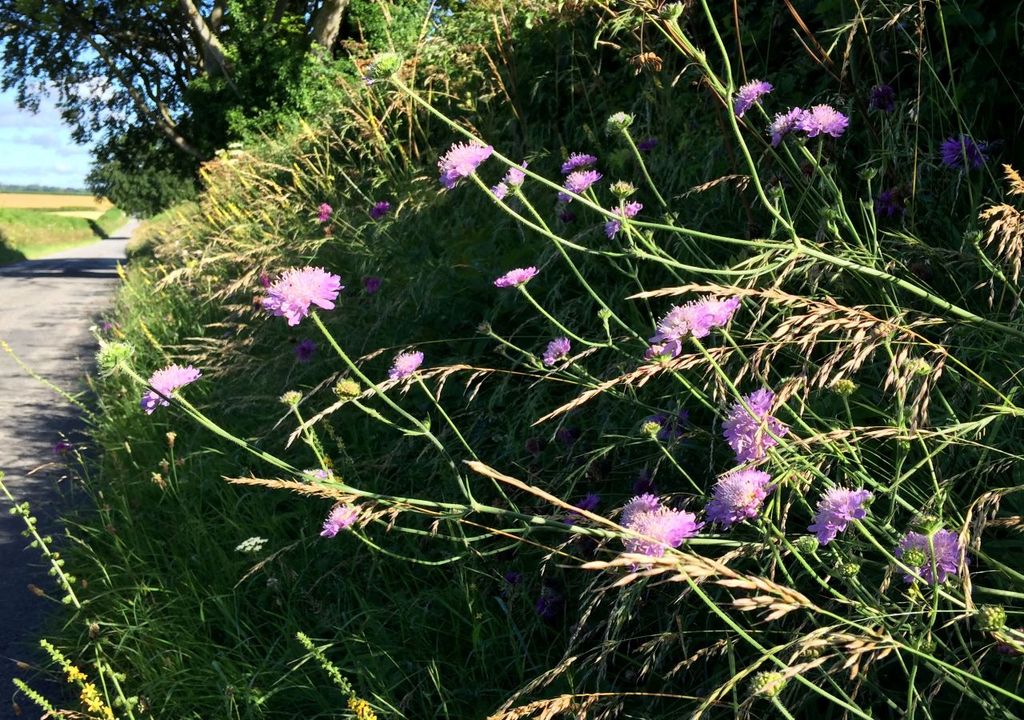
<box><xmin>235</xmin><ymin>536</ymin><xmax>268</xmax><ymax>554</ymax></box>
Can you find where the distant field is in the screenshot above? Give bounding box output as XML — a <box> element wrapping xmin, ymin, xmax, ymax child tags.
<box><xmin>0</xmin><ymin>205</ymin><xmax>126</xmax><ymax>265</ymax></box>
<box><xmin>0</xmin><ymin>192</ymin><xmax>112</xmax><ymax>211</ymax></box>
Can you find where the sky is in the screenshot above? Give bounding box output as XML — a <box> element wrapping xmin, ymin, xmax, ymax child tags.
<box><xmin>0</xmin><ymin>87</ymin><xmax>93</xmax><ymax>189</ymax></box>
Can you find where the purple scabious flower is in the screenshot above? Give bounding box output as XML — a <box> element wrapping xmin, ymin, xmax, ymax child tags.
<box><xmin>649</xmin><ymin>296</ymin><xmax>741</xmax><ymax>357</ymax></box>
<box><xmin>869</xmin><ymin>84</ymin><xmax>896</xmax><ymax>113</ymax></box>
<box><xmin>389</xmin><ymin>350</ymin><xmax>424</xmax><ymax>380</ymax></box>
<box><xmin>620</xmin><ymin>494</ymin><xmax>702</xmax><ymax>557</ymax></box>
<box><xmin>633</xmin><ymin>469</ymin><xmax>657</xmax><ymax>496</ymax></box>
<box><xmin>637</xmin><ymin>137</ymin><xmax>659</xmax><ymax>152</ymax></box>
<box><xmin>504</xmin><ymin>162</ymin><xmax>528</xmax><ymax>187</ymax></box>
<box><xmin>535</xmin><ymin>585</ymin><xmax>563</xmax><ymax>622</ymax></box>
<box><xmin>491</xmin><ymin>182</ymin><xmax>508</xmax><ymax>200</ymax></box>
<box><xmin>317</xmin><ymin>203</ymin><xmax>333</xmax><ymax>223</ymax></box>
<box><xmin>363</xmin><ymin>276</ymin><xmax>382</xmax><ymax>295</ymax></box>
<box><xmin>542</xmin><ymin>336</ymin><xmax>571</xmax><ymax>366</ymax></box>
<box><xmin>294</xmin><ymin>338</ymin><xmax>317</xmax><ymax>364</ymax></box>
<box><xmin>768</xmin><ymin>107</ymin><xmax>806</xmax><ymax>147</ymax></box>
<box><xmin>875</xmin><ymin>188</ymin><xmax>904</xmax><ymax>218</ymax></box>
<box><xmin>559</xmin><ymin>169</ymin><xmax>602</xmax><ymax>203</ymax></box>
<box><xmin>321</xmin><ymin>505</ymin><xmax>359</xmax><ymax>538</ymax></box>
<box><xmin>53</xmin><ymin>440</ymin><xmax>73</xmax><ymax>455</ymax></box>
<box><xmin>605</xmin><ymin>201</ymin><xmax>643</xmax><ymax>238</ymax></box>
<box><xmin>438</xmin><ymin>141</ymin><xmax>494</xmax><ymax>189</ymax></box>
<box><xmin>897</xmin><ymin>529</ymin><xmax>964</xmax><ymax>584</ymax></box>
<box><xmin>808</xmin><ymin>487</ymin><xmax>872</xmax><ymax>545</ymax></box>
<box><xmin>262</xmin><ymin>267</ymin><xmax>343</xmax><ymax>326</ymax></box>
<box><xmin>797</xmin><ymin>104</ymin><xmax>849</xmax><ymax>138</ymax></box>
<box><xmin>706</xmin><ymin>469</ymin><xmax>774</xmax><ymax>529</ymax></box>
<box><xmin>561</xmin><ymin>153</ymin><xmax>598</xmax><ymax>175</ymax></box>
<box><xmin>140</xmin><ymin>364</ymin><xmax>201</xmax><ymax>414</ymax></box>
<box><xmin>369</xmin><ymin>201</ymin><xmax>391</xmax><ymax>220</ymax></box>
<box><xmin>557</xmin><ymin>207</ymin><xmax>576</xmax><ymax>224</ymax></box>
<box><xmin>305</xmin><ymin>468</ymin><xmax>334</xmax><ymax>482</ymax></box>
<box><xmin>722</xmin><ymin>389</ymin><xmax>789</xmax><ymax>463</ymax></box>
<box><xmin>940</xmin><ymin>135</ymin><xmax>987</xmax><ymax>170</ymax></box>
<box><xmin>494</xmin><ymin>266</ymin><xmax>539</xmax><ymax>288</ymax></box>
<box><xmin>734</xmin><ymin>79</ymin><xmax>774</xmax><ymax>117</ymax></box>
<box><xmin>566</xmin><ymin>492</ymin><xmax>601</xmax><ymax>525</ymax></box>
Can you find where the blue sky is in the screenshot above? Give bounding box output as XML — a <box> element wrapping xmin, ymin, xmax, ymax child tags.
<box><xmin>0</xmin><ymin>87</ymin><xmax>93</xmax><ymax>188</ymax></box>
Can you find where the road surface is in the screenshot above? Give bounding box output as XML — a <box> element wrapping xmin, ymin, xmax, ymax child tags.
<box><xmin>0</xmin><ymin>223</ymin><xmax>133</xmax><ymax>711</ymax></box>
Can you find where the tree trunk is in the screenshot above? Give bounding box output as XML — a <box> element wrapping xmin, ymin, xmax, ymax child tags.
<box><xmin>311</xmin><ymin>0</ymin><xmax>350</xmax><ymax>51</ymax></box>
<box><xmin>178</xmin><ymin>0</ymin><xmax>232</xmax><ymax>78</ymax></box>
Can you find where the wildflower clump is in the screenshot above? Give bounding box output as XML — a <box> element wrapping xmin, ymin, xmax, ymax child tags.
<box><xmin>438</xmin><ymin>141</ymin><xmax>493</xmax><ymax>189</ymax></box>
<box><xmin>733</xmin><ymin>79</ymin><xmax>773</xmax><ymax>117</ymax></box>
<box><xmin>321</xmin><ymin>505</ymin><xmax>359</xmax><ymax>538</ymax></box>
<box><xmin>605</xmin><ymin>201</ymin><xmax>642</xmax><ymax>238</ymax></box>
<box><xmin>262</xmin><ymin>267</ymin><xmax>343</xmax><ymax>326</ymax></box>
<box><xmin>620</xmin><ymin>494</ymin><xmax>701</xmax><ymax>557</ymax></box>
<box><xmin>722</xmin><ymin>389</ymin><xmax>789</xmax><ymax>463</ymax></box>
<box><xmin>494</xmin><ymin>266</ymin><xmax>538</xmax><ymax>288</ymax></box>
<box><xmin>542</xmin><ymin>337</ymin><xmax>571</xmax><ymax>366</ymax></box>
<box><xmin>389</xmin><ymin>350</ymin><xmax>424</xmax><ymax>380</ymax></box>
<box><xmin>648</xmin><ymin>295</ymin><xmax>740</xmax><ymax>357</ymax></box>
<box><xmin>140</xmin><ymin>364</ymin><xmax>201</xmax><ymax>414</ymax></box>
<box><xmin>896</xmin><ymin>529</ymin><xmax>964</xmax><ymax>584</ymax></box>
<box><xmin>807</xmin><ymin>487</ymin><xmax>872</xmax><ymax>544</ymax></box>
<box><xmin>796</xmin><ymin>104</ymin><xmax>849</xmax><ymax>138</ymax></box>
<box><xmin>705</xmin><ymin>469</ymin><xmax>773</xmax><ymax>529</ymax></box>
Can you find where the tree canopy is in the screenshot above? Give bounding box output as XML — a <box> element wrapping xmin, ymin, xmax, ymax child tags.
<box><xmin>0</xmin><ymin>0</ymin><xmax>429</xmax><ymax>214</ymax></box>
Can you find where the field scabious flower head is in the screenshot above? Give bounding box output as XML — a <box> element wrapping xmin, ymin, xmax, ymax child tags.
<box><xmin>605</xmin><ymin>201</ymin><xmax>643</xmax><ymax>238</ymax></box>
<box><xmin>733</xmin><ymin>79</ymin><xmax>773</xmax><ymax>117</ymax></box>
<box><xmin>363</xmin><ymin>276</ymin><xmax>382</xmax><ymax>294</ymax></box>
<box><xmin>870</xmin><ymin>84</ymin><xmax>896</xmax><ymax>112</ymax></box>
<box><xmin>643</xmin><ymin>409</ymin><xmax>688</xmax><ymax>442</ymax></box>
<box><xmin>797</xmin><ymin>104</ymin><xmax>849</xmax><ymax>138</ymax></box>
<box><xmin>369</xmin><ymin>201</ymin><xmax>390</xmax><ymax>220</ymax></box>
<box><xmin>389</xmin><ymin>350</ymin><xmax>423</xmax><ymax>380</ymax></box>
<box><xmin>494</xmin><ymin>266</ymin><xmax>538</xmax><ymax>288</ymax></box>
<box><xmin>559</xmin><ymin>169</ymin><xmax>602</xmax><ymax>202</ymax></box>
<box><xmin>262</xmin><ymin>267</ymin><xmax>343</xmax><ymax>326</ymax></box>
<box><xmin>706</xmin><ymin>469</ymin><xmax>773</xmax><ymax>529</ymax></box>
<box><xmin>768</xmin><ymin>107</ymin><xmax>806</xmax><ymax>146</ymax></box>
<box><xmin>504</xmin><ymin>162</ymin><xmax>528</xmax><ymax>187</ymax></box>
<box><xmin>648</xmin><ymin>295</ymin><xmax>741</xmax><ymax>357</ymax></box>
<box><xmin>605</xmin><ymin>111</ymin><xmax>634</xmax><ymax>134</ymax></box>
<box><xmin>940</xmin><ymin>135</ymin><xmax>987</xmax><ymax>170</ymax></box>
<box><xmin>637</xmin><ymin>136</ymin><xmax>659</xmax><ymax>152</ymax></box>
<box><xmin>808</xmin><ymin>487</ymin><xmax>872</xmax><ymax>544</ymax></box>
<box><xmin>876</xmin><ymin>188</ymin><xmax>904</xmax><ymax>218</ymax></box>
<box><xmin>491</xmin><ymin>182</ymin><xmax>508</xmax><ymax>200</ymax></box>
<box><xmin>438</xmin><ymin>141</ymin><xmax>493</xmax><ymax>189</ymax></box>
<box><xmin>317</xmin><ymin>203</ymin><xmax>333</xmax><ymax>222</ymax></box>
<box><xmin>722</xmin><ymin>389</ymin><xmax>789</xmax><ymax>462</ymax></box>
<box><xmin>621</xmin><ymin>494</ymin><xmax>701</xmax><ymax>557</ymax></box>
<box><xmin>321</xmin><ymin>505</ymin><xmax>359</xmax><ymax>538</ymax></box>
<box><xmin>141</xmin><ymin>364</ymin><xmax>201</xmax><ymax>414</ymax></box>
<box><xmin>542</xmin><ymin>336</ymin><xmax>571</xmax><ymax>366</ymax></box>
<box><xmin>897</xmin><ymin>529</ymin><xmax>963</xmax><ymax>584</ymax></box>
<box><xmin>561</xmin><ymin>153</ymin><xmax>597</xmax><ymax>174</ymax></box>
<box><xmin>294</xmin><ymin>338</ymin><xmax>316</xmax><ymax>363</ymax></box>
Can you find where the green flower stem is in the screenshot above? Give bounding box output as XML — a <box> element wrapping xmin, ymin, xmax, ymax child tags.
<box><xmin>479</xmin><ymin>176</ymin><xmax>638</xmax><ymax>342</ymax></box>
<box><xmin>0</xmin><ymin>472</ymin><xmax>81</xmax><ymax>610</ymax></box>
<box><xmin>516</xmin><ymin>285</ymin><xmax>607</xmax><ymax>349</ymax></box>
<box><xmin>415</xmin><ymin>376</ymin><xmax>479</xmax><ymax>462</ymax></box>
<box><xmin>621</xmin><ymin>130</ymin><xmax>668</xmax><ymax>208</ymax></box>
<box><xmin>678</xmin><ymin>573</ymin><xmax>873</xmax><ymax>719</ymax></box>
<box><xmin>289</xmin><ymin>404</ymin><xmax>329</xmax><ymax>469</ymax></box>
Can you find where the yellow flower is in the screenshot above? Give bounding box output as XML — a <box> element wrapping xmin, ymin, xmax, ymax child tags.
<box><xmin>66</xmin><ymin>665</ymin><xmax>87</xmax><ymax>683</ymax></box>
<box><xmin>347</xmin><ymin>696</ymin><xmax>378</xmax><ymax>720</ymax></box>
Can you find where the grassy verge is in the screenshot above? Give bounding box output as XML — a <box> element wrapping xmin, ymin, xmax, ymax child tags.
<box><xmin>15</xmin><ymin>2</ymin><xmax>1024</xmax><ymax>719</ymax></box>
<box><xmin>0</xmin><ymin>207</ymin><xmax>126</xmax><ymax>263</ymax></box>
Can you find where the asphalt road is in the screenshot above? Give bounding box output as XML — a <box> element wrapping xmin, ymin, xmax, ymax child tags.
<box><xmin>0</xmin><ymin>223</ymin><xmax>133</xmax><ymax>712</ymax></box>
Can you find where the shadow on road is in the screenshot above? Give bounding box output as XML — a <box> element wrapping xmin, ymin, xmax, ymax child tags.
<box><xmin>0</xmin><ymin>257</ymin><xmax>122</xmax><ymax>280</ymax></box>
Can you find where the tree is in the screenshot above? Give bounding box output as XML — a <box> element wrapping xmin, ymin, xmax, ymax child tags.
<box><xmin>0</xmin><ymin>0</ymin><xmax>432</xmax><ymax>213</ymax></box>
